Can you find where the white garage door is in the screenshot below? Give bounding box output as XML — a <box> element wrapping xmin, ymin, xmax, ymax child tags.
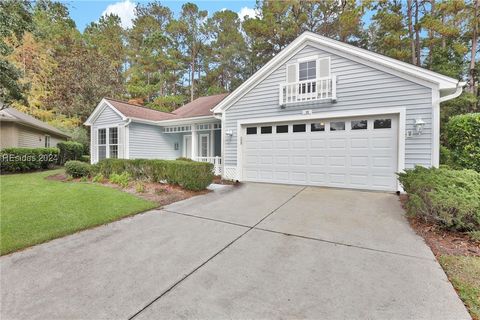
<box><xmin>241</xmin><ymin>115</ymin><xmax>398</xmax><ymax>191</ymax></box>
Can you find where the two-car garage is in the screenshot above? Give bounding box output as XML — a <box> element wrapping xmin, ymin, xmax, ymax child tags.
<box><xmin>240</xmin><ymin>115</ymin><xmax>399</xmax><ymax>191</ymax></box>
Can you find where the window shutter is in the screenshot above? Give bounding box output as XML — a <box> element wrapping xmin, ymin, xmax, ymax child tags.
<box><xmin>118</xmin><ymin>125</ymin><xmax>125</xmax><ymax>159</ymax></box>
<box><xmin>318</xmin><ymin>57</ymin><xmax>330</xmax><ymax>78</ymax></box>
<box><xmin>91</xmin><ymin>128</ymin><xmax>97</xmax><ymax>163</ymax></box>
<box><xmin>286</xmin><ymin>63</ymin><xmax>297</xmax><ymax>83</ymax></box>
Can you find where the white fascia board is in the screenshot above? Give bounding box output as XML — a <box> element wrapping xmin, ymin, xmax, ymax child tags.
<box><xmin>213</xmin><ymin>31</ymin><xmax>460</xmax><ymax>113</ymax></box>
<box><xmin>303</xmin><ymin>32</ymin><xmax>459</xmax><ymax>89</ymax></box>
<box><xmin>155</xmin><ymin>115</ymin><xmax>217</xmax><ymax>126</ymax></box>
<box><xmin>84</xmin><ymin>99</ymin><xmax>127</xmax><ymax>125</ymax></box>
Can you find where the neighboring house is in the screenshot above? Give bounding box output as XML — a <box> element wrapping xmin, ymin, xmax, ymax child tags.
<box><xmin>85</xmin><ymin>32</ymin><xmax>464</xmax><ymax>191</ymax></box>
<box><xmin>0</xmin><ymin>107</ymin><xmax>70</xmax><ymax>149</ymax></box>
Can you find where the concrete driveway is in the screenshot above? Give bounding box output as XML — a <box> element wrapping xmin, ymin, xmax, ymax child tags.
<box><xmin>1</xmin><ymin>183</ymin><xmax>470</xmax><ymax>320</ymax></box>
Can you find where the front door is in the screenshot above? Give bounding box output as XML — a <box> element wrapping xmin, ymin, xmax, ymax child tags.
<box><xmin>184</xmin><ymin>135</ymin><xmax>192</xmax><ymax>158</ymax></box>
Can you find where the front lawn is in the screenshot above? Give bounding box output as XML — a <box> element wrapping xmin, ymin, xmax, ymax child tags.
<box><xmin>439</xmin><ymin>256</ymin><xmax>480</xmax><ymax>320</ymax></box>
<box><xmin>0</xmin><ymin>169</ymin><xmax>157</xmax><ymax>255</ymax></box>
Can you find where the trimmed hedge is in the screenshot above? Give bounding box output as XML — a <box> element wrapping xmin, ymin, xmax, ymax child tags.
<box><xmin>0</xmin><ymin>147</ymin><xmax>59</xmax><ymax>173</ymax></box>
<box><xmin>65</xmin><ymin>160</ymin><xmax>92</xmax><ymax>178</ymax></box>
<box><xmin>94</xmin><ymin>158</ymin><xmax>214</xmax><ymax>191</ymax></box>
<box><xmin>57</xmin><ymin>141</ymin><xmax>84</xmax><ymax>165</ymax></box>
<box><xmin>398</xmin><ymin>166</ymin><xmax>480</xmax><ymax>232</ymax></box>
<box><xmin>444</xmin><ymin>113</ymin><xmax>480</xmax><ymax>172</ymax></box>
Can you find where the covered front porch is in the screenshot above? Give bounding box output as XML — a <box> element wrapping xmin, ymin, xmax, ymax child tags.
<box><xmin>163</xmin><ymin>121</ymin><xmax>222</xmax><ymax>175</ymax></box>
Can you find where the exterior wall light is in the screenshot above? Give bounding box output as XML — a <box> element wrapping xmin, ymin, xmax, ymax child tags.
<box><xmin>226</xmin><ymin>129</ymin><xmax>233</xmax><ymax>137</ymax></box>
<box><xmin>415</xmin><ymin>118</ymin><xmax>426</xmax><ymax>134</ymax></box>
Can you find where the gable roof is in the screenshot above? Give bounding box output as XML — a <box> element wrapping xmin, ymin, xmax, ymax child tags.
<box><xmin>85</xmin><ymin>94</ymin><xmax>228</xmax><ymax>126</ymax></box>
<box><xmin>212</xmin><ymin>31</ymin><xmax>464</xmax><ymax>113</ymax></box>
<box><xmin>0</xmin><ymin>107</ymin><xmax>70</xmax><ymax>138</ymax></box>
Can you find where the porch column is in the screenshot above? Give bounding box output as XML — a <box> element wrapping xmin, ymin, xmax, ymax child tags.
<box><xmin>191</xmin><ymin>124</ymin><xmax>197</xmax><ymax>160</ymax></box>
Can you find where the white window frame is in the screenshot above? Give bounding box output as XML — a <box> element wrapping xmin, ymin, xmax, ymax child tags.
<box><xmin>97</xmin><ymin>126</ymin><xmax>119</xmax><ymax>161</ymax></box>
<box><xmin>199</xmin><ymin>133</ymin><xmax>210</xmax><ymax>157</ymax></box>
<box><xmin>44</xmin><ymin>135</ymin><xmax>51</xmax><ymax>148</ymax></box>
<box><xmin>298</xmin><ymin>58</ymin><xmax>317</xmax><ymax>82</ymax></box>
<box><xmin>108</xmin><ymin>127</ymin><xmax>119</xmax><ymax>159</ymax></box>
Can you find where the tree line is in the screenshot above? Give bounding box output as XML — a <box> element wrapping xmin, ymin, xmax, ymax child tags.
<box><xmin>0</xmin><ymin>0</ymin><xmax>478</xmax><ymax>133</ymax></box>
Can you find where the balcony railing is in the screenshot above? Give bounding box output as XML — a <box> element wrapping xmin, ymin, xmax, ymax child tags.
<box><xmin>195</xmin><ymin>156</ymin><xmax>222</xmax><ymax>176</ymax></box>
<box><xmin>279</xmin><ymin>76</ymin><xmax>336</xmax><ymax>105</ymax></box>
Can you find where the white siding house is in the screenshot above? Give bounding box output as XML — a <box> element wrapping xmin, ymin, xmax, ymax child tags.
<box><xmin>85</xmin><ymin>32</ymin><xmax>464</xmax><ymax>192</ymax></box>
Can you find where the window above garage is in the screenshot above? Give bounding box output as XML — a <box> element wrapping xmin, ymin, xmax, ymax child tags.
<box><xmin>280</xmin><ymin>56</ymin><xmax>336</xmax><ymax>106</ymax></box>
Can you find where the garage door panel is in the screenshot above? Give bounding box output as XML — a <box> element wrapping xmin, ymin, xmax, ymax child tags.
<box><xmin>310</xmin><ymin>138</ymin><xmax>327</xmax><ymax>149</ymax></box>
<box><xmin>242</xmin><ymin>115</ymin><xmax>398</xmax><ymax>191</ymax></box>
<box><xmin>350</xmin><ymin>156</ymin><xmax>369</xmax><ymax>168</ymax></box>
<box><xmin>275</xmin><ymin>140</ymin><xmax>289</xmax><ymax>149</ymax></box>
<box><xmin>329</xmin><ymin>138</ymin><xmax>346</xmax><ymax>149</ymax></box>
<box><xmin>275</xmin><ymin>156</ymin><xmax>289</xmax><ymax>165</ymax></box>
<box><xmin>350</xmin><ymin>174</ymin><xmax>369</xmax><ymax>187</ymax></box>
<box><xmin>310</xmin><ymin>156</ymin><xmax>326</xmax><ymax>166</ymax></box>
<box><xmin>350</xmin><ymin>138</ymin><xmax>369</xmax><ymax>148</ymax></box>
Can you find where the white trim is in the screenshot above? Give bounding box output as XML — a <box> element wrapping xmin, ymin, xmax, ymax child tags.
<box><xmin>297</xmin><ymin>54</ymin><xmax>319</xmax><ymax>63</ymax></box>
<box><xmin>221</xmin><ymin>112</ymin><xmax>226</xmax><ymax>178</ymax></box>
<box><xmin>432</xmin><ymin>88</ymin><xmax>440</xmax><ymax>167</ymax></box>
<box><xmin>210</xmin><ymin>128</ymin><xmax>215</xmax><ymax>157</ymax></box>
<box><xmin>235</xmin><ymin>107</ymin><xmax>406</xmax><ymax>191</ymax></box>
<box><xmin>124</xmin><ymin>119</ymin><xmax>131</xmax><ymax>159</ymax></box>
<box><xmin>156</xmin><ymin>115</ymin><xmax>216</xmax><ymax>125</ymax></box>
<box><xmin>199</xmin><ymin>133</ymin><xmax>210</xmax><ymax>158</ymax></box>
<box><xmin>212</xmin><ymin>32</ymin><xmax>461</xmax><ymax>114</ymax></box>
<box><xmin>183</xmin><ymin>135</ymin><xmax>192</xmax><ymax>158</ymax></box>
<box><xmin>84</xmin><ymin>99</ymin><xmax>127</xmax><ymax>126</ymax></box>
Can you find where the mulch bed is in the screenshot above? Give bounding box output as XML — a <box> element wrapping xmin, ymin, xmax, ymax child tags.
<box><xmin>399</xmin><ymin>195</ymin><xmax>480</xmax><ymax>257</ymax></box>
<box><xmin>46</xmin><ymin>174</ymin><xmax>209</xmax><ymax>207</ymax></box>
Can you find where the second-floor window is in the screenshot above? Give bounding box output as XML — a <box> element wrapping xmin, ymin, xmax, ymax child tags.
<box><xmin>299</xmin><ymin>60</ymin><xmax>316</xmax><ymax>81</ymax></box>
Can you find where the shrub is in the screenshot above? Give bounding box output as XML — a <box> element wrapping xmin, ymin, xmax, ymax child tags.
<box><xmin>109</xmin><ymin>172</ymin><xmax>131</xmax><ymax>188</ymax></box>
<box><xmin>135</xmin><ymin>181</ymin><xmax>146</xmax><ymax>193</ymax></box>
<box><xmin>398</xmin><ymin>166</ymin><xmax>480</xmax><ymax>232</ymax></box>
<box><xmin>80</xmin><ymin>155</ymin><xmax>90</xmax><ymax>163</ymax></box>
<box><xmin>94</xmin><ymin>158</ymin><xmax>213</xmax><ymax>191</ymax></box>
<box><xmin>176</xmin><ymin>157</ymin><xmax>193</xmax><ymax>162</ymax></box>
<box><xmin>0</xmin><ymin>147</ymin><xmax>59</xmax><ymax>172</ymax></box>
<box><xmin>57</xmin><ymin>141</ymin><xmax>84</xmax><ymax>165</ymax></box>
<box><xmin>92</xmin><ymin>173</ymin><xmax>105</xmax><ymax>183</ymax></box>
<box><xmin>444</xmin><ymin>113</ymin><xmax>480</xmax><ymax>172</ymax></box>
<box><xmin>65</xmin><ymin>160</ymin><xmax>92</xmax><ymax>178</ymax></box>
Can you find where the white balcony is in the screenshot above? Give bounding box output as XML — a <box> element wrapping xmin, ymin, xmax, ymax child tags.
<box><xmin>279</xmin><ymin>76</ymin><xmax>336</xmax><ymax>106</ymax></box>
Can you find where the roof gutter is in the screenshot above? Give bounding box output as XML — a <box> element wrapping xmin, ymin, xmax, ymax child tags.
<box><xmin>439</xmin><ymin>81</ymin><xmax>465</xmax><ymax>103</ymax></box>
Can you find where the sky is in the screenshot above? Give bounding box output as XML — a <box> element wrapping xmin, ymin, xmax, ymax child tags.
<box><xmin>61</xmin><ymin>0</ymin><xmax>257</xmax><ymax>31</ymax></box>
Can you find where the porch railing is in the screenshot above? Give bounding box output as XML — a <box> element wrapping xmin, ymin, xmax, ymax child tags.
<box><xmin>195</xmin><ymin>156</ymin><xmax>222</xmax><ymax>176</ymax></box>
<box><xmin>279</xmin><ymin>75</ymin><xmax>336</xmax><ymax>105</ymax></box>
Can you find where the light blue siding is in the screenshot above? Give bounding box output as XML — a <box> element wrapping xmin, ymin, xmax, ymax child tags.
<box><xmin>224</xmin><ymin>44</ymin><xmax>433</xmax><ymax>169</ymax></box>
<box><xmin>129</xmin><ymin>123</ymin><xmax>182</xmax><ymax>159</ymax></box>
<box><xmin>93</xmin><ymin>106</ymin><xmax>124</xmax><ymax>127</ymax></box>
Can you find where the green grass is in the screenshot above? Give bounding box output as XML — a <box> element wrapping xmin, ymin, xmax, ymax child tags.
<box><xmin>0</xmin><ymin>169</ymin><xmax>157</xmax><ymax>255</ymax></box>
<box><xmin>439</xmin><ymin>255</ymin><xmax>480</xmax><ymax>320</ymax></box>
